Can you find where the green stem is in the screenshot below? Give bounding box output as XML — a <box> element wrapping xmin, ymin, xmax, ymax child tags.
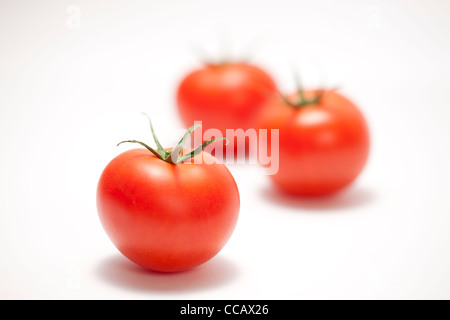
<box><xmin>284</xmin><ymin>70</ymin><xmax>326</xmax><ymax>108</ymax></box>
<box><xmin>117</xmin><ymin>115</ymin><xmax>227</xmax><ymax>165</ymax></box>
<box><xmin>281</xmin><ymin>89</ymin><xmax>326</xmax><ymax>108</ymax></box>
<box><xmin>142</xmin><ymin>112</ymin><xmax>168</xmax><ymax>157</ymax></box>
<box><xmin>117</xmin><ymin>140</ymin><xmax>162</xmax><ymax>158</ymax></box>
<box><xmin>177</xmin><ymin>138</ymin><xmax>227</xmax><ymax>163</ymax></box>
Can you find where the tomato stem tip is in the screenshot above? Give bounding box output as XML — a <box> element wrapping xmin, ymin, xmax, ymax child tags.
<box><xmin>117</xmin><ymin>114</ymin><xmax>227</xmax><ymax>164</ymax></box>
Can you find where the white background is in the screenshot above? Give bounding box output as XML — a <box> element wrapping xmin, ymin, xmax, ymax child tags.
<box><xmin>1</xmin><ymin>0</ymin><xmax>450</xmax><ymax>299</ymax></box>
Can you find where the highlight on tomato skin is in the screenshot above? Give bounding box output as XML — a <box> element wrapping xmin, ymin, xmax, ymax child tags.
<box><xmin>96</xmin><ymin>117</ymin><xmax>240</xmax><ymax>272</ymax></box>
<box><xmin>176</xmin><ymin>62</ymin><xmax>278</xmax><ymax>156</ymax></box>
<box><xmin>256</xmin><ymin>89</ymin><xmax>370</xmax><ymax>196</ymax></box>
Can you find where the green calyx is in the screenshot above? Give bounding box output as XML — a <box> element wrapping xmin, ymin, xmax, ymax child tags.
<box><xmin>281</xmin><ymin>71</ymin><xmax>326</xmax><ymax>108</ymax></box>
<box><xmin>281</xmin><ymin>90</ymin><xmax>325</xmax><ymax>108</ymax></box>
<box><xmin>117</xmin><ymin>113</ymin><xmax>227</xmax><ymax>165</ymax></box>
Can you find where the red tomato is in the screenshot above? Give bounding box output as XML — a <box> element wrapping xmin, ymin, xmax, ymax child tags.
<box><xmin>97</xmin><ymin>122</ymin><xmax>240</xmax><ymax>272</ymax></box>
<box><xmin>256</xmin><ymin>90</ymin><xmax>370</xmax><ymax>196</ymax></box>
<box><xmin>176</xmin><ymin>63</ymin><xmax>278</xmax><ymax>154</ymax></box>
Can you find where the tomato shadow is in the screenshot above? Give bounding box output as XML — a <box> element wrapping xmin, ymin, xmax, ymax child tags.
<box><xmin>259</xmin><ymin>185</ymin><xmax>377</xmax><ymax>212</ymax></box>
<box><xmin>96</xmin><ymin>254</ymin><xmax>240</xmax><ymax>293</ymax></box>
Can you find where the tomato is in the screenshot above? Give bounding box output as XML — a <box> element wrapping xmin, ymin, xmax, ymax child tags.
<box><xmin>96</xmin><ymin>118</ymin><xmax>240</xmax><ymax>272</ymax></box>
<box><xmin>256</xmin><ymin>89</ymin><xmax>370</xmax><ymax>196</ymax></box>
<box><xmin>176</xmin><ymin>62</ymin><xmax>278</xmax><ymax>155</ymax></box>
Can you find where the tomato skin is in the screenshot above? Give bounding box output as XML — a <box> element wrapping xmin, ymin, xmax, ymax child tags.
<box><xmin>256</xmin><ymin>90</ymin><xmax>370</xmax><ymax>196</ymax></box>
<box><xmin>176</xmin><ymin>63</ymin><xmax>277</xmax><ymax>153</ymax></box>
<box><xmin>96</xmin><ymin>149</ymin><xmax>240</xmax><ymax>272</ymax></box>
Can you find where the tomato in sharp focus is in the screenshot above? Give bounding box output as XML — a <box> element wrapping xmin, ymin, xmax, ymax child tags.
<box><xmin>256</xmin><ymin>89</ymin><xmax>370</xmax><ymax>196</ymax></box>
<box><xmin>96</xmin><ymin>118</ymin><xmax>240</xmax><ymax>272</ymax></box>
<box><xmin>176</xmin><ymin>63</ymin><xmax>278</xmax><ymax>155</ymax></box>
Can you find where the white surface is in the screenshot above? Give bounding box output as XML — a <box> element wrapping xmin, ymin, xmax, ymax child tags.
<box><xmin>1</xmin><ymin>0</ymin><xmax>450</xmax><ymax>300</ymax></box>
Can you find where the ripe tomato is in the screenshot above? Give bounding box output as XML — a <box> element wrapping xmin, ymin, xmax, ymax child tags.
<box><xmin>256</xmin><ymin>89</ymin><xmax>370</xmax><ymax>196</ymax></box>
<box><xmin>96</xmin><ymin>118</ymin><xmax>240</xmax><ymax>272</ymax></box>
<box><xmin>176</xmin><ymin>63</ymin><xmax>278</xmax><ymax>154</ymax></box>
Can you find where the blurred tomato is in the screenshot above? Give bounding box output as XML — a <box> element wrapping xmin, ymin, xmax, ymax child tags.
<box><xmin>256</xmin><ymin>89</ymin><xmax>370</xmax><ymax>196</ymax></box>
<box><xmin>176</xmin><ymin>63</ymin><xmax>277</xmax><ymax>155</ymax></box>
